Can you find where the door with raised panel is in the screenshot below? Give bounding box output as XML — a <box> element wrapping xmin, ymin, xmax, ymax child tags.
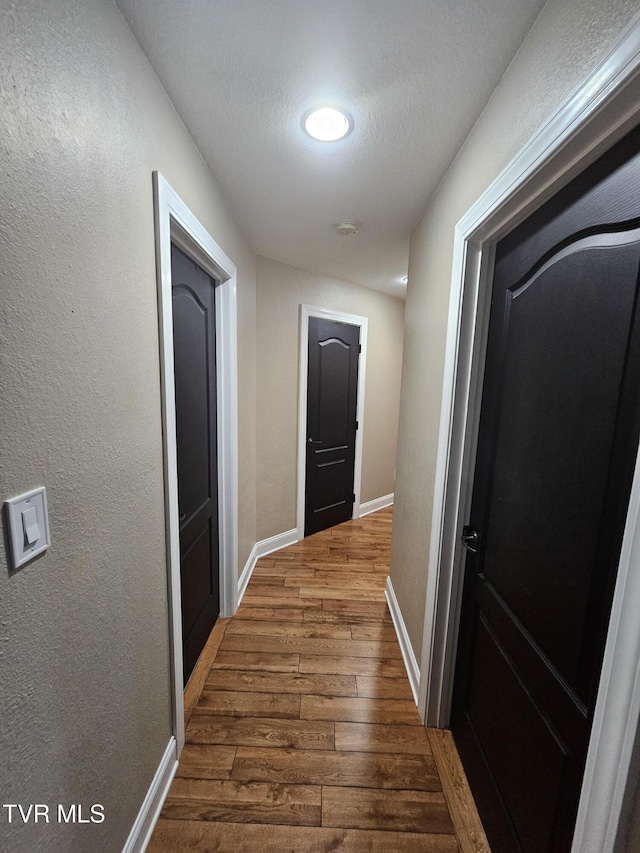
<box><xmin>171</xmin><ymin>243</ymin><xmax>220</xmax><ymax>684</ymax></box>
<box><xmin>451</xmin><ymin>124</ymin><xmax>640</xmax><ymax>852</ymax></box>
<box><xmin>305</xmin><ymin>317</ymin><xmax>360</xmax><ymax>536</ymax></box>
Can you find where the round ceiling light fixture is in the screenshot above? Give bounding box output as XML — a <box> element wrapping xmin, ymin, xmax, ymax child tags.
<box><xmin>304</xmin><ymin>107</ymin><xmax>352</xmax><ymax>141</ymax></box>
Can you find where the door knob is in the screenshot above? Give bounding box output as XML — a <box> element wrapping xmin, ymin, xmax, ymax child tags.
<box><xmin>307</xmin><ymin>438</ymin><xmax>321</xmax><ymax>445</ymax></box>
<box><xmin>461</xmin><ymin>526</ymin><xmax>480</xmax><ymax>553</ymax></box>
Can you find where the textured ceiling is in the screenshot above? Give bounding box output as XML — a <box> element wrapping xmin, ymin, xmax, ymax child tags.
<box><xmin>116</xmin><ymin>0</ymin><xmax>546</xmax><ymax>297</ymax></box>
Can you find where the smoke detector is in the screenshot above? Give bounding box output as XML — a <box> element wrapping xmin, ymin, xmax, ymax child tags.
<box><xmin>336</xmin><ymin>221</ymin><xmax>360</xmax><ymax>236</ymax></box>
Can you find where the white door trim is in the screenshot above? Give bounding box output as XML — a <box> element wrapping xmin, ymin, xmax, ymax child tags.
<box><xmin>296</xmin><ymin>305</ymin><xmax>368</xmax><ymax>539</ymax></box>
<box><xmin>153</xmin><ymin>172</ymin><xmax>239</xmax><ymax>756</ymax></box>
<box><xmin>417</xmin><ymin>14</ymin><xmax>640</xmax><ymax>853</ymax></box>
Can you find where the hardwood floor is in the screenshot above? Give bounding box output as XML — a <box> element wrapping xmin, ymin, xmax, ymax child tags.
<box><xmin>148</xmin><ymin>508</ymin><xmax>490</xmax><ymax>852</ymax></box>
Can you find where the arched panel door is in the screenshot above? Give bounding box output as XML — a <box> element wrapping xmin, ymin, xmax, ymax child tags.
<box><xmin>305</xmin><ymin>317</ymin><xmax>360</xmax><ymax>536</ymax></box>
<box><xmin>451</xmin><ymin>125</ymin><xmax>640</xmax><ymax>852</ymax></box>
<box><xmin>171</xmin><ymin>243</ymin><xmax>220</xmax><ymax>684</ymax></box>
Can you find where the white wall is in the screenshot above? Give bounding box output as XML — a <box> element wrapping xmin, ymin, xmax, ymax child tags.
<box><xmin>0</xmin><ymin>1</ymin><xmax>256</xmax><ymax>850</ymax></box>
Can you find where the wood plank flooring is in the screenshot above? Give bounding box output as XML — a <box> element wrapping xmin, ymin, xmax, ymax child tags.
<box><xmin>148</xmin><ymin>508</ymin><xmax>490</xmax><ymax>852</ymax></box>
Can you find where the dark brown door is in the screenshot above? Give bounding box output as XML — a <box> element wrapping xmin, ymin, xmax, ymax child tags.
<box><xmin>171</xmin><ymin>244</ymin><xmax>220</xmax><ymax>685</ymax></box>
<box><xmin>305</xmin><ymin>317</ymin><xmax>360</xmax><ymax>536</ymax></box>
<box><xmin>451</xmin><ymin>125</ymin><xmax>640</xmax><ymax>853</ymax></box>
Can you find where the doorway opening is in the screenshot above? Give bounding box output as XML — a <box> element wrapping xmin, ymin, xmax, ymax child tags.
<box><xmin>418</xmin><ymin>21</ymin><xmax>640</xmax><ymax>853</ymax></box>
<box><xmin>154</xmin><ymin>173</ymin><xmax>239</xmax><ymax>754</ymax></box>
<box><xmin>296</xmin><ymin>305</ymin><xmax>368</xmax><ymax>539</ymax></box>
<box><xmin>451</xmin><ymin>124</ymin><xmax>640</xmax><ymax>851</ymax></box>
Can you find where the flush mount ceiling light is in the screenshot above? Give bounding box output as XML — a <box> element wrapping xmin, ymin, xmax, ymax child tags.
<box><xmin>304</xmin><ymin>107</ymin><xmax>352</xmax><ymax>141</ymax></box>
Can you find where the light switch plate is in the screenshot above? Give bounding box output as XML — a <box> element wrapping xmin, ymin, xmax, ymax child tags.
<box><xmin>5</xmin><ymin>486</ymin><xmax>50</xmax><ymax>570</ymax></box>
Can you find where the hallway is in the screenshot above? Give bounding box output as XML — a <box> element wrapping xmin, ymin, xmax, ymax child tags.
<box><xmin>148</xmin><ymin>509</ymin><xmax>489</xmax><ymax>852</ymax></box>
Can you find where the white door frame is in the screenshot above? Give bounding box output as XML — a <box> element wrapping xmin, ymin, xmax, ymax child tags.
<box><xmin>153</xmin><ymin>172</ymin><xmax>239</xmax><ymax>755</ymax></box>
<box><xmin>418</xmin><ymin>16</ymin><xmax>640</xmax><ymax>853</ymax></box>
<box><xmin>296</xmin><ymin>305</ymin><xmax>368</xmax><ymax>538</ymax></box>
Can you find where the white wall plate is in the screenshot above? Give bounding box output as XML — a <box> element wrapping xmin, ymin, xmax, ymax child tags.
<box><xmin>5</xmin><ymin>486</ymin><xmax>50</xmax><ymax>569</ymax></box>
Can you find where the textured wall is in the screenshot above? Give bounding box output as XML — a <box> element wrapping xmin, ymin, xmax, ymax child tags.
<box><xmin>0</xmin><ymin>1</ymin><xmax>256</xmax><ymax>850</ymax></box>
<box><xmin>255</xmin><ymin>256</ymin><xmax>404</xmax><ymax>541</ymax></box>
<box><xmin>390</xmin><ymin>0</ymin><xmax>640</xmax><ymax>659</ymax></box>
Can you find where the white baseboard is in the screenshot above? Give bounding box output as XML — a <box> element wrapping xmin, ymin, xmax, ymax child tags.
<box><xmin>122</xmin><ymin>737</ymin><xmax>178</xmax><ymax>853</ymax></box>
<box><xmin>237</xmin><ymin>542</ymin><xmax>259</xmax><ymax>605</ymax></box>
<box><xmin>237</xmin><ymin>528</ymin><xmax>300</xmax><ymax>606</ymax></box>
<box><xmin>385</xmin><ymin>577</ymin><xmax>420</xmax><ymax>707</ymax></box>
<box><xmin>358</xmin><ymin>493</ymin><xmax>394</xmax><ymax>517</ymax></box>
